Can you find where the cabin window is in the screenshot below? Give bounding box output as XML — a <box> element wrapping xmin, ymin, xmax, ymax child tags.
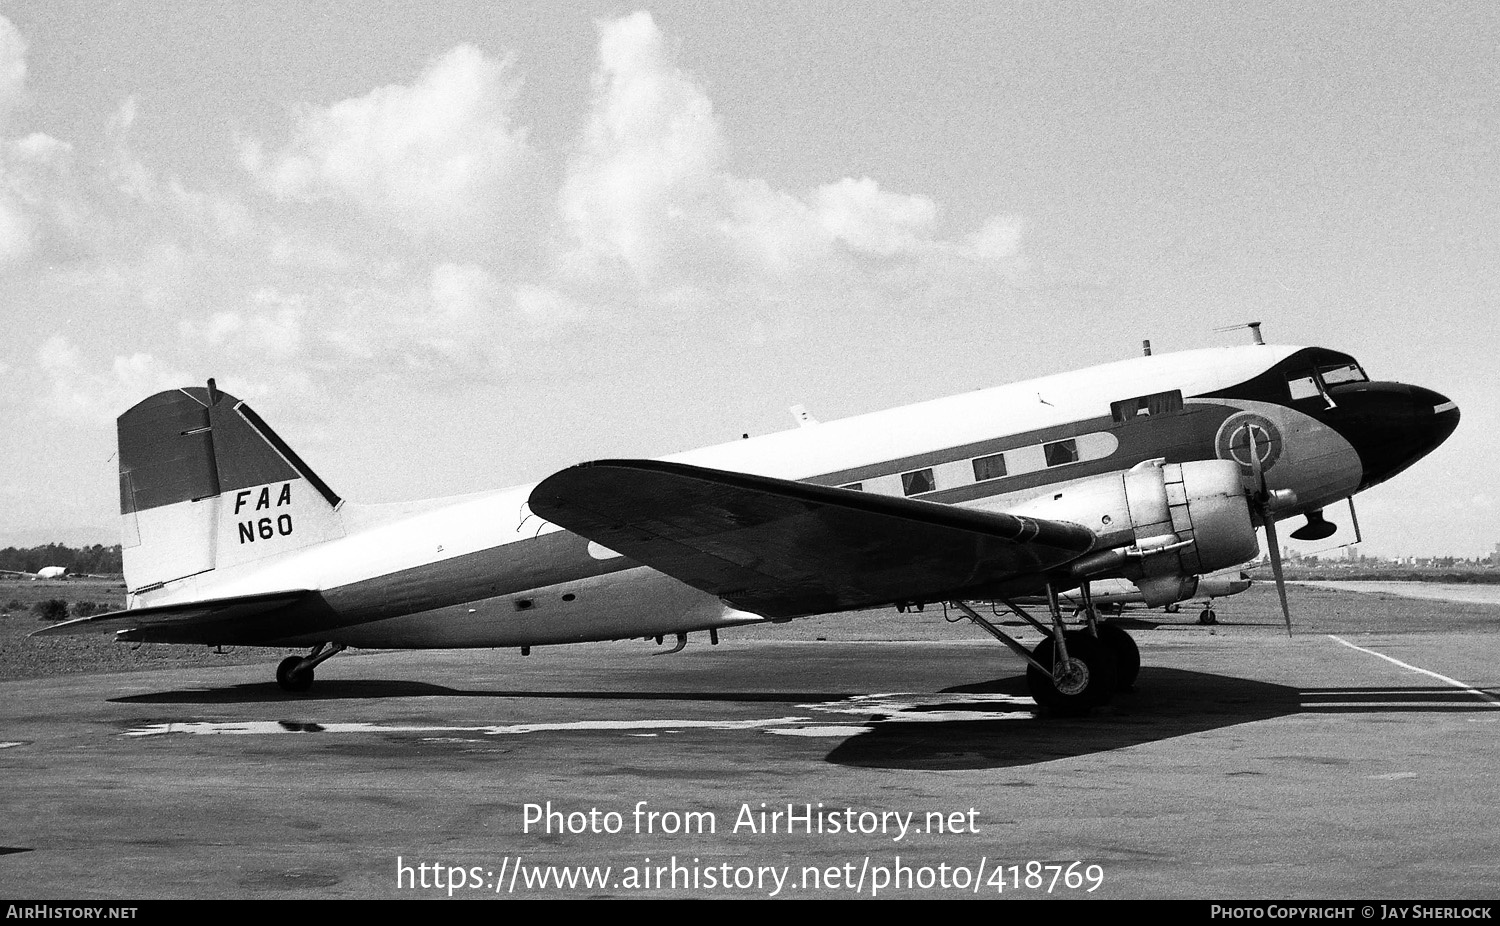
<box><xmin>839</xmin><ymin>482</ymin><xmax>863</xmax><ymax>492</ymax></box>
<box><xmin>972</xmin><ymin>453</ymin><xmax>1008</xmax><ymax>482</ymax></box>
<box><xmin>1043</xmin><ymin>439</ymin><xmax>1078</xmax><ymax>467</ymax></box>
<box><xmin>901</xmin><ymin>468</ymin><xmax>935</xmax><ymax>496</ymax></box>
<box><xmin>1111</xmin><ymin>390</ymin><xmax>1183</xmax><ymax>423</ymax></box>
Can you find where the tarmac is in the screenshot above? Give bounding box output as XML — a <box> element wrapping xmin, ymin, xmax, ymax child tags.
<box><xmin>2</xmin><ymin>585</ymin><xmax>1499</xmax><ymax>900</ymax></box>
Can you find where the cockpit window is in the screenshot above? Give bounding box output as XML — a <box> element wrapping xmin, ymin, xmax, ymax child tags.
<box><xmin>1110</xmin><ymin>389</ymin><xmax>1183</xmax><ymax>423</ymax></box>
<box><xmin>1287</xmin><ymin>375</ymin><xmax>1321</xmax><ymax>401</ymax></box>
<box><xmin>1288</xmin><ymin>362</ymin><xmax>1367</xmax><ymax>404</ymax></box>
<box><xmin>1318</xmin><ymin>363</ymin><xmax>1367</xmax><ymax>386</ymax></box>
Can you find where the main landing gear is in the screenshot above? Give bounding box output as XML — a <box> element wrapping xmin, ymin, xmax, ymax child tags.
<box><xmin>950</xmin><ymin>581</ymin><xmax>1140</xmax><ymax>716</ymax></box>
<box><xmin>276</xmin><ymin>642</ymin><xmax>345</xmax><ymax>692</ymax></box>
<box><xmin>1197</xmin><ymin>608</ymin><xmax>1218</xmax><ymax>626</ymax></box>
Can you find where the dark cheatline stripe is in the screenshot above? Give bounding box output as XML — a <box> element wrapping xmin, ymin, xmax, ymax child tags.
<box><xmin>116</xmin><ymin>530</ymin><xmax>642</xmax><ymax>645</ymax></box>
<box><xmin>805</xmin><ymin>403</ymin><xmax>1239</xmax><ymax>505</ymax></box>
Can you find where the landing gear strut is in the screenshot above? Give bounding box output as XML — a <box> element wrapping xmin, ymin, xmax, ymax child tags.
<box><xmin>950</xmin><ymin>581</ymin><xmax>1135</xmax><ymax>716</ymax></box>
<box><xmin>276</xmin><ymin>643</ymin><xmax>345</xmax><ymax>692</ymax></box>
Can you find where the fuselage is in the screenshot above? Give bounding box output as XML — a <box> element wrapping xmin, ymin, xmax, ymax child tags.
<box><xmin>124</xmin><ymin>344</ymin><xmax>1458</xmax><ymax>649</ymax></box>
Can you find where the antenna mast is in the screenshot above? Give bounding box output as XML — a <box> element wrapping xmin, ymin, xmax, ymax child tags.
<box><xmin>1215</xmin><ymin>321</ymin><xmax>1265</xmax><ymax>345</ymax></box>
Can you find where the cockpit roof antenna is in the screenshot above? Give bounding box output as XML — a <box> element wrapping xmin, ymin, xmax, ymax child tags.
<box><xmin>1215</xmin><ymin>321</ymin><xmax>1265</xmax><ymax>345</ymax></box>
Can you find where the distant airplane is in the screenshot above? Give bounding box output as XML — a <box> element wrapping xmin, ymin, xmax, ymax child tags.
<box><xmin>1058</xmin><ymin>571</ymin><xmax>1253</xmax><ymax>625</ymax></box>
<box><xmin>3</xmin><ymin>566</ymin><xmax>71</xmax><ymax>580</ymax></box>
<box><xmin>38</xmin><ymin>342</ymin><xmax>1458</xmax><ymax>714</ymax></box>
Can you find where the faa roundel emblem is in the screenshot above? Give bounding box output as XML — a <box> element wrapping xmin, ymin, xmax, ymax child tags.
<box><xmin>1215</xmin><ymin>412</ymin><xmax>1283</xmax><ymax>474</ymax></box>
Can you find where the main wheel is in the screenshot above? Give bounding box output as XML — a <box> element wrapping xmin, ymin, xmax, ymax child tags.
<box><xmin>276</xmin><ymin>655</ymin><xmax>314</xmax><ymax>692</ymax></box>
<box><xmin>1026</xmin><ymin>632</ymin><xmax>1117</xmax><ymax>716</ymax></box>
<box><xmin>1095</xmin><ymin>622</ymin><xmax>1141</xmax><ymax>691</ymax></box>
<box><xmin>1197</xmin><ymin>608</ymin><xmax>1218</xmax><ymax>625</ymax></box>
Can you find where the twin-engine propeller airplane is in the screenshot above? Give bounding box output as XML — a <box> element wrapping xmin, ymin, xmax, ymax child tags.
<box><xmin>1024</xmin><ymin>571</ymin><xmax>1253</xmax><ymax>626</ymax></box>
<box><xmin>37</xmin><ymin>339</ymin><xmax>1458</xmax><ymax>714</ymax></box>
<box><xmin>2</xmin><ymin>565</ymin><xmax>112</xmax><ymax>580</ymax></box>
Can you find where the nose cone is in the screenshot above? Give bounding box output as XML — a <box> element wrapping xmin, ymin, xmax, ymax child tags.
<box><xmin>1416</xmin><ymin>384</ymin><xmax>1461</xmax><ymax>445</ymax></box>
<box><xmin>1326</xmin><ymin>382</ymin><xmax>1459</xmax><ymax>489</ymax></box>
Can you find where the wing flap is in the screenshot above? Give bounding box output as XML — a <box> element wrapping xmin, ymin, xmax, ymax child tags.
<box><xmin>31</xmin><ymin>590</ymin><xmax>312</xmax><ymax>638</ymax></box>
<box><xmin>529</xmin><ymin>460</ymin><xmax>1096</xmax><ymax>618</ymax></box>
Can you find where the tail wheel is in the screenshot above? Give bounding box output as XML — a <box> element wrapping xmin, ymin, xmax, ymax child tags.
<box><xmin>276</xmin><ymin>655</ymin><xmax>314</xmax><ymax>693</ymax></box>
<box><xmin>1095</xmin><ymin>623</ymin><xmax>1140</xmax><ymax>691</ymax></box>
<box><xmin>1026</xmin><ymin>632</ymin><xmax>1117</xmax><ymax>716</ymax></box>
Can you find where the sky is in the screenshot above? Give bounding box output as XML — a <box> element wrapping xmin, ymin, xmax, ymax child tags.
<box><xmin>0</xmin><ymin>1</ymin><xmax>1495</xmax><ymax>558</ymax></box>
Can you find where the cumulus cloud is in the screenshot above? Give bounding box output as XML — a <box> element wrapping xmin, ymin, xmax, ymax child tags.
<box><xmin>242</xmin><ymin>44</ymin><xmax>532</xmax><ymax>239</ymax></box>
<box><xmin>0</xmin><ymin>16</ymin><xmax>26</xmax><ymax>122</ymax></box>
<box><xmin>555</xmin><ymin>11</ymin><xmax>1023</xmax><ymax>308</ymax></box>
<box><xmin>36</xmin><ymin>335</ymin><xmax>192</xmax><ymax>424</ymax></box>
<box><xmin>560</xmin><ymin>11</ymin><xmax>726</xmax><ymax>282</ymax></box>
<box><xmin>104</xmin><ymin>96</ymin><xmax>158</xmax><ymax>204</ymax></box>
<box><xmin>812</xmin><ymin>178</ymin><xmax>938</xmax><ymax>257</ymax></box>
<box><xmin>0</xmin><ymin>131</ymin><xmax>79</xmax><ymax>264</ymax></box>
<box><xmin>0</xmin><ymin>20</ymin><xmax>82</xmax><ymax>265</ymax></box>
<box><xmin>11</xmin><ymin>10</ymin><xmax>1027</xmax><ymax>421</ymax></box>
<box><xmin>430</xmin><ymin>261</ymin><xmax>503</xmax><ymax>324</ymax></box>
<box><xmin>179</xmin><ymin>288</ymin><xmax>306</xmax><ymax>358</ymax></box>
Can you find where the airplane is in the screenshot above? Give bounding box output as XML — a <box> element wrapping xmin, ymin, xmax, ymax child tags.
<box><xmin>2</xmin><ymin>566</ymin><xmax>87</xmax><ymax>580</ymax></box>
<box><xmin>36</xmin><ymin>340</ymin><xmax>1459</xmax><ymax>715</ymax></box>
<box><xmin>1024</xmin><ymin>571</ymin><xmax>1253</xmax><ymax>625</ymax></box>
<box><xmin>1160</xmin><ymin>571</ymin><xmax>1253</xmax><ymax>625</ymax></box>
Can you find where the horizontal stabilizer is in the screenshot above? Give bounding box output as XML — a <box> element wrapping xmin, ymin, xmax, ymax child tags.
<box><xmin>529</xmin><ymin>459</ymin><xmax>1096</xmax><ymax>618</ymax></box>
<box><xmin>31</xmin><ymin>590</ymin><xmax>312</xmax><ymax>638</ymax></box>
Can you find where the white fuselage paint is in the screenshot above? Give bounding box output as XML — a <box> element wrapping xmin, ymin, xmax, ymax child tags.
<box><xmin>130</xmin><ymin>345</ymin><xmax>1365</xmax><ymax>649</ymax></box>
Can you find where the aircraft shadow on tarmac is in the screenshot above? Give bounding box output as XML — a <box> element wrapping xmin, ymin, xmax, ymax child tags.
<box><xmin>106</xmin><ymin>668</ymin><xmax>1498</xmax><ymax>772</ymax></box>
<box><xmin>818</xmin><ymin>668</ymin><xmax>1297</xmax><ymax>770</ymax></box>
<box><xmin>109</xmin><ymin>680</ymin><xmax>857</xmax><ymax>705</ymax></box>
<box><xmin>822</xmin><ymin>670</ymin><xmax>1500</xmax><ymax>771</ymax></box>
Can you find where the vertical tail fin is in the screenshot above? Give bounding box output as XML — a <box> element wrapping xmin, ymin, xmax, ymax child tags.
<box><xmin>118</xmin><ymin>381</ymin><xmax>344</xmax><ymax>592</ymax></box>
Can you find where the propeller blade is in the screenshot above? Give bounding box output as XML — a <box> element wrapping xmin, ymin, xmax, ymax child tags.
<box><xmin>1247</xmin><ymin>420</ymin><xmax>1267</xmax><ymax>495</ymax></box>
<box><xmin>1247</xmin><ymin>421</ymin><xmax>1292</xmax><ymax>635</ymax></box>
<box><xmin>1263</xmin><ymin>513</ymin><xmax>1293</xmax><ymax>637</ymax></box>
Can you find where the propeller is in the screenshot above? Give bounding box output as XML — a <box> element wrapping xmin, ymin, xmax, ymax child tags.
<box><xmin>1246</xmin><ymin>426</ymin><xmax>1293</xmax><ymax>637</ymax></box>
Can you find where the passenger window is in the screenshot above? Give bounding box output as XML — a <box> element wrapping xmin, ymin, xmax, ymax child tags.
<box><xmin>1043</xmin><ymin>439</ymin><xmax>1078</xmax><ymax>467</ymax></box>
<box><xmin>901</xmin><ymin>468</ymin><xmax>935</xmax><ymax>496</ymax></box>
<box><xmin>972</xmin><ymin>453</ymin><xmax>1008</xmax><ymax>482</ymax></box>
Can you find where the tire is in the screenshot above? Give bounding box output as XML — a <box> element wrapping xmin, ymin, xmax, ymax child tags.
<box><xmin>1096</xmin><ymin>622</ymin><xmax>1141</xmax><ymax>691</ymax></box>
<box><xmin>276</xmin><ymin>655</ymin><xmax>314</xmax><ymax>693</ymax></box>
<box><xmin>1026</xmin><ymin>632</ymin><xmax>1117</xmax><ymax>716</ymax></box>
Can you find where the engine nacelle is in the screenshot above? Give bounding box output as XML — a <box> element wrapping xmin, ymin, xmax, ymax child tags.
<box><xmin>1004</xmin><ymin>459</ymin><xmax>1259</xmax><ymax>606</ymax></box>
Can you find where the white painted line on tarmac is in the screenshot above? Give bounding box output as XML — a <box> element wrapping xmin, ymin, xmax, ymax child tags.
<box><xmin>1328</xmin><ymin>635</ymin><xmax>1500</xmax><ymax>709</ymax></box>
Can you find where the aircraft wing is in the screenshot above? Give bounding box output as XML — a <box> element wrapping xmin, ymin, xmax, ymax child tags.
<box><xmin>31</xmin><ymin>590</ymin><xmax>312</xmax><ymax>638</ymax></box>
<box><xmin>529</xmin><ymin>460</ymin><xmax>1097</xmax><ymax>619</ymax></box>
